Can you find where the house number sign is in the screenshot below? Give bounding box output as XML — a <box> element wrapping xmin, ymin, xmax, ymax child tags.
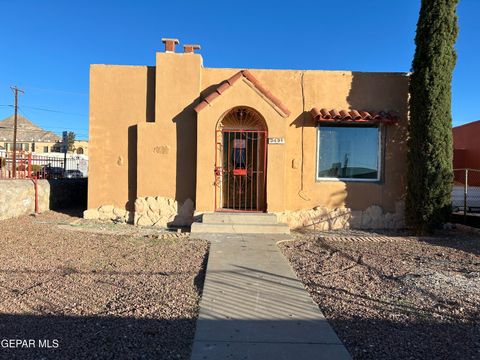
<box><xmin>268</xmin><ymin>137</ymin><xmax>285</xmax><ymax>144</ymax></box>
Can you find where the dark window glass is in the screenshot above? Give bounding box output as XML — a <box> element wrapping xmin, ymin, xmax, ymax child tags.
<box><xmin>317</xmin><ymin>125</ymin><xmax>380</xmax><ymax>180</ymax></box>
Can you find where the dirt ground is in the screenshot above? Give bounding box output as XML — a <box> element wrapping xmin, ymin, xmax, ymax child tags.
<box><xmin>0</xmin><ymin>211</ymin><xmax>209</xmax><ymax>360</ymax></box>
<box><xmin>280</xmin><ymin>229</ymin><xmax>480</xmax><ymax>360</ymax></box>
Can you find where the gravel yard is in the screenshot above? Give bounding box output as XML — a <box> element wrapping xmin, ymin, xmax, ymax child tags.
<box><xmin>0</xmin><ymin>211</ymin><xmax>209</xmax><ymax>360</ymax></box>
<box><xmin>280</xmin><ymin>229</ymin><xmax>480</xmax><ymax>360</ymax></box>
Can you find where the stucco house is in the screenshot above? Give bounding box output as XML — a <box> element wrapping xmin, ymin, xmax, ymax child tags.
<box><xmin>86</xmin><ymin>38</ymin><xmax>409</xmax><ymax>230</ymax></box>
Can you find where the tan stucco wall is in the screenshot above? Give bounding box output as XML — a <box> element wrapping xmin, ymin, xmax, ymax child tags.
<box><xmin>195</xmin><ymin>78</ymin><xmax>288</xmax><ymax>212</ymax></box>
<box><xmin>88</xmin><ymin>52</ymin><xmax>409</xmax><ymax>215</ymax></box>
<box><xmin>196</xmin><ymin>68</ymin><xmax>408</xmax><ymax>213</ymax></box>
<box><xmin>88</xmin><ymin>64</ymin><xmax>155</xmax><ymax>210</ymax></box>
<box><xmin>289</xmin><ymin>71</ymin><xmax>409</xmax><ymax>213</ymax></box>
<box><xmin>136</xmin><ymin>53</ymin><xmax>201</xmax><ymax>203</ymax></box>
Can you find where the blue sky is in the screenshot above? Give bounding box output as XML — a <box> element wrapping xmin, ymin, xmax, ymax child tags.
<box><xmin>0</xmin><ymin>0</ymin><xmax>478</xmax><ymax>138</ymax></box>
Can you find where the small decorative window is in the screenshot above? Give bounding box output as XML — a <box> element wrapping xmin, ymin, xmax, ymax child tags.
<box><xmin>317</xmin><ymin>124</ymin><xmax>381</xmax><ymax>181</ymax></box>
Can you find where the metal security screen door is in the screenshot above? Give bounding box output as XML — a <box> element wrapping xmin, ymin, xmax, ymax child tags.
<box><xmin>216</xmin><ymin>130</ymin><xmax>267</xmax><ymax>211</ymax></box>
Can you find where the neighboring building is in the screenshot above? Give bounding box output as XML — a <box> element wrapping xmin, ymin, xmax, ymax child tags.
<box><xmin>453</xmin><ymin>120</ymin><xmax>480</xmax><ymax>187</ymax></box>
<box><xmin>0</xmin><ymin>115</ymin><xmax>60</xmax><ymax>153</ymax></box>
<box><xmin>72</xmin><ymin>140</ymin><xmax>88</xmax><ymax>155</ymax></box>
<box><xmin>52</xmin><ymin>139</ymin><xmax>89</xmax><ymax>156</ymax></box>
<box><xmin>87</xmin><ymin>39</ymin><xmax>409</xmax><ymax>229</ymax></box>
<box><xmin>453</xmin><ymin>120</ymin><xmax>480</xmax><ymax>170</ymax></box>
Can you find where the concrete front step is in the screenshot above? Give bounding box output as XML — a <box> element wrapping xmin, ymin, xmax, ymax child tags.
<box><xmin>202</xmin><ymin>212</ymin><xmax>278</xmax><ymax>224</ymax></box>
<box><xmin>191</xmin><ymin>222</ymin><xmax>290</xmax><ymax>234</ymax></box>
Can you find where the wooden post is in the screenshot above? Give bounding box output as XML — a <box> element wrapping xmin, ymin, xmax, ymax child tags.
<box><xmin>10</xmin><ymin>86</ymin><xmax>24</xmax><ymax>178</ymax></box>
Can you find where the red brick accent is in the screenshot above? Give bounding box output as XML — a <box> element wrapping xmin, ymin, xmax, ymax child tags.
<box><xmin>339</xmin><ymin>110</ymin><xmax>351</xmax><ymax>119</ymax></box>
<box><xmin>204</xmin><ymin>92</ymin><xmax>218</xmax><ymax>104</ymax></box>
<box><xmin>194</xmin><ymin>101</ymin><xmax>209</xmax><ymax>112</ymax></box>
<box><xmin>184</xmin><ymin>44</ymin><xmax>201</xmax><ymax>53</ymax></box>
<box><xmin>330</xmin><ymin>109</ymin><xmax>341</xmax><ymax>118</ymax></box>
<box><xmin>310</xmin><ymin>107</ymin><xmax>399</xmax><ymax>124</ymax></box>
<box><xmin>360</xmin><ymin>111</ymin><xmax>372</xmax><ymax>119</ymax></box>
<box><xmin>227</xmin><ymin>71</ymin><xmax>243</xmax><ymax>85</ymax></box>
<box><xmin>350</xmin><ymin>110</ymin><xmax>362</xmax><ymax>120</ymax></box>
<box><xmin>194</xmin><ymin>70</ymin><xmax>291</xmax><ymax>117</ymax></box>
<box><xmin>216</xmin><ymin>82</ymin><xmax>230</xmax><ymax>94</ymax></box>
<box><xmin>162</xmin><ymin>38</ymin><xmax>179</xmax><ymax>52</ymax></box>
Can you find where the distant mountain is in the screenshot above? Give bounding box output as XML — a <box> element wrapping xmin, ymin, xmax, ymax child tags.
<box><xmin>0</xmin><ymin>115</ymin><xmax>60</xmax><ymax>142</ymax></box>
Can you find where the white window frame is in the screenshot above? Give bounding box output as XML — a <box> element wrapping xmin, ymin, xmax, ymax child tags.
<box><xmin>315</xmin><ymin>124</ymin><xmax>382</xmax><ymax>182</ymax></box>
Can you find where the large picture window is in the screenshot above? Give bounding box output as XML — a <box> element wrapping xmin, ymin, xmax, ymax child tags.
<box><xmin>317</xmin><ymin>124</ymin><xmax>381</xmax><ymax>181</ymax></box>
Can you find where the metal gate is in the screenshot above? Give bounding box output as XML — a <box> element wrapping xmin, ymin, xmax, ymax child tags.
<box><xmin>215</xmin><ymin>129</ymin><xmax>267</xmax><ymax>212</ymax></box>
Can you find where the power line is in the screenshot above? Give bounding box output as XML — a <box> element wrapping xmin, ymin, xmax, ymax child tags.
<box><xmin>2</xmin><ymin>108</ymin><xmax>89</xmax><ymax>131</ymax></box>
<box><xmin>0</xmin><ymin>81</ymin><xmax>88</xmax><ymax>96</ymax></box>
<box><xmin>16</xmin><ymin>106</ymin><xmax>32</xmax><ymax>121</ymax></box>
<box><xmin>20</xmin><ymin>105</ymin><xmax>87</xmax><ymax>117</ymax></box>
<box><xmin>14</xmin><ymin>108</ymin><xmax>88</xmax><ymax>135</ymax></box>
<box><xmin>17</xmin><ymin>107</ymin><xmax>88</xmax><ymax>131</ymax></box>
<box><xmin>1</xmin><ymin>104</ymin><xmax>87</xmax><ymax>118</ymax></box>
<box><xmin>1</xmin><ymin>88</ymin><xmax>89</xmax><ymax>141</ymax></box>
<box><xmin>21</xmin><ymin>85</ymin><xmax>88</xmax><ymax>96</ymax></box>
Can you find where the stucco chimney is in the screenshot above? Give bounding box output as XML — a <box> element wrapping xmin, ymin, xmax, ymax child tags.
<box><xmin>183</xmin><ymin>44</ymin><xmax>201</xmax><ymax>54</ymax></box>
<box><xmin>162</xmin><ymin>38</ymin><xmax>179</xmax><ymax>53</ymax></box>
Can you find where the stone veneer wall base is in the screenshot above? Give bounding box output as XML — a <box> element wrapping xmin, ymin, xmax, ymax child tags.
<box><xmin>84</xmin><ymin>197</ymin><xmax>405</xmax><ymax>231</ymax></box>
<box><xmin>275</xmin><ymin>201</ymin><xmax>405</xmax><ymax>231</ymax></box>
<box><xmin>83</xmin><ymin>196</ymin><xmax>195</xmax><ymax>227</ymax></box>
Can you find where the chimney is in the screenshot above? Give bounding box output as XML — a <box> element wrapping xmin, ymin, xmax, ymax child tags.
<box><xmin>161</xmin><ymin>38</ymin><xmax>179</xmax><ymax>53</ymax></box>
<box><xmin>183</xmin><ymin>44</ymin><xmax>201</xmax><ymax>54</ymax></box>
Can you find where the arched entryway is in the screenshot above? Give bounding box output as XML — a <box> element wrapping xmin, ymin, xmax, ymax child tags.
<box><xmin>215</xmin><ymin>107</ymin><xmax>268</xmax><ymax>212</ymax></box>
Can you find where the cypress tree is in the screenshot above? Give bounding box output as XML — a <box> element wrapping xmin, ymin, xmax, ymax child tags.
<box><xmin>406</xmin><ymin>0</ymin><xmax>459</xmax><ymax>234</ymax></box>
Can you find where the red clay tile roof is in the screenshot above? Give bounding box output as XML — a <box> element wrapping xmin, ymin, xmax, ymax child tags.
<box><xmin>310</xmin><ymin>107</ymin><xmax>399</xmax><ymax>125</ymax></box>
<box><xmin>194</xmin><ymin>70</ymin><xmax>291</xmax><ymax>117</ymax></box>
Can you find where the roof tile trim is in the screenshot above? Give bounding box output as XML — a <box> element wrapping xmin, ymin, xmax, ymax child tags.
<box><xmin>310</xmin><ymin>107</ymin><xmax>399</xmax><ymax>124</ymax></box>
<box><xmin>194</xmin><ymin>70</ymin><xmax>291</xmax><ymax>118</ymax></box>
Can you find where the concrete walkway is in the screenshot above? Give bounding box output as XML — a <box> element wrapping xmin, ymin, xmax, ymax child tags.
<box><xmin>190</xmin><ymin>234</ymin><xmax>351</xmax><ymax>360</ymax></box>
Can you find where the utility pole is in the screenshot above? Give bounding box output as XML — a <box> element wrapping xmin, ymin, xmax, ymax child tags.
<box><xmin>11</xmin><ymin>86</ymin><xmax>24</xmax><ymax>178</ymax></box>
